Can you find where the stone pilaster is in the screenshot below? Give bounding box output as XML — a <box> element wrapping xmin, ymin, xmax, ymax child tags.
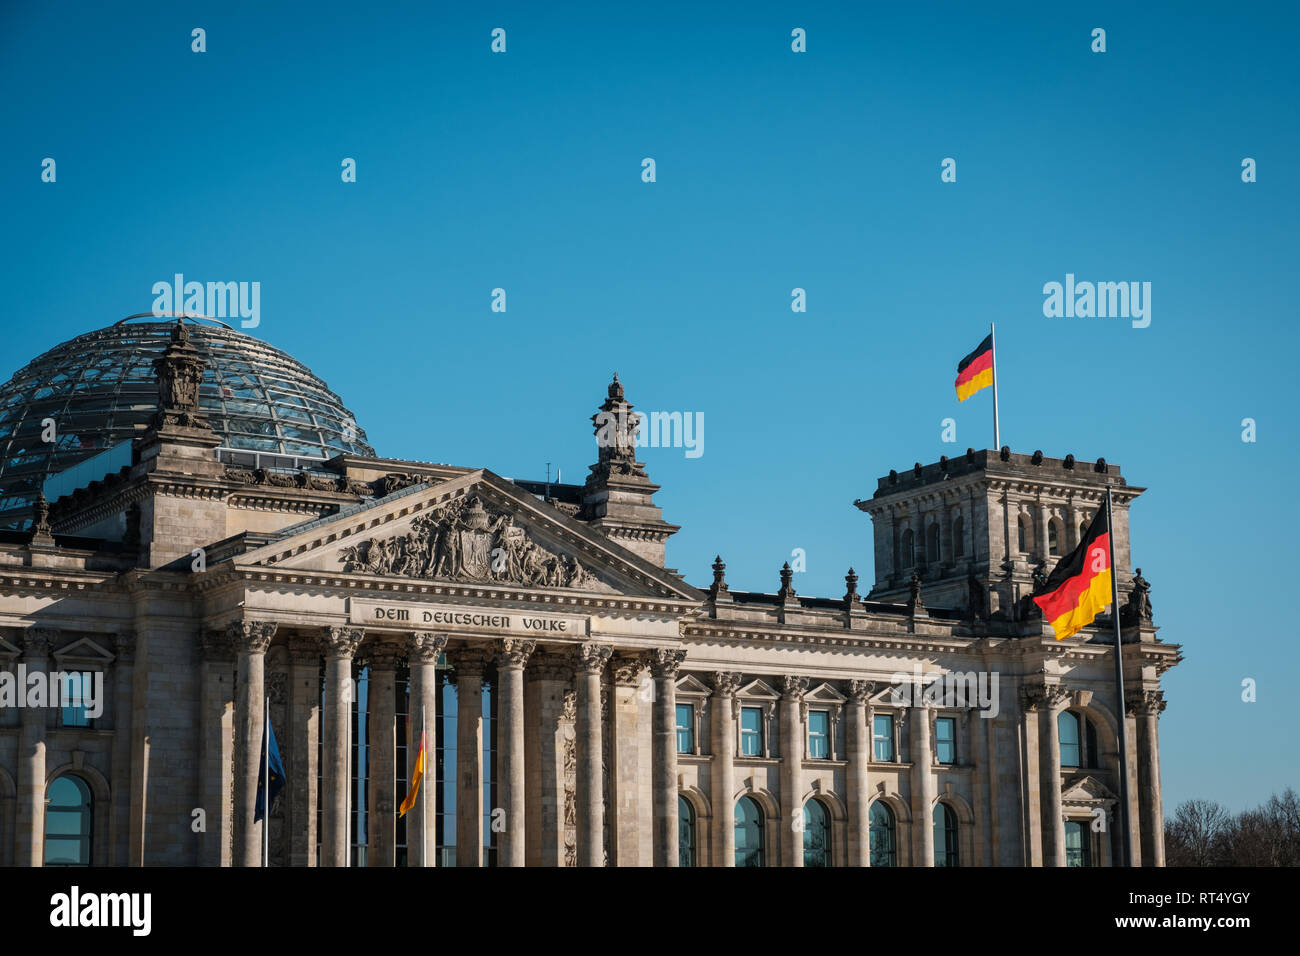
<box><xmin>1034</xmin><ymin>683</ymin><xmax>1069</xmax><ymax>867</ymax></box>
<box><xmin>651</xmin><ymin>648</ymin><xmax>686</xmax><ymax>866</ymax></box>
<box><xmin>198</xmin><ymin>629</ymin><xmax>235</xmax><ymax>867</ymax></box>
<box><xmin>608</xmin><ymin>652</ymin><xmax>645</xmax><ymax>866</ymax></box>
<box><xmin>710</xmin><ymin>671</ymin><xmax>742</xmax><ymax>867</ymax></box>
<box><xmin>911</xmin><ymin>701</ymin><xmax>935</xmax><ymax>867</ymax></box>
<box><xmin>109</xmin><ymin>630</ymin><xmax>137</xmax><ymax>867</ymax></box>
<box><xmin>524</xmin><ymin>651</ymin><xmax>569</xmax><ymax>867</ymax></box>
<box><xmin>15</xmin><ymin>628</ymin><xmax>54</xmax><ymax>866</ymax></box>
<box><xmin>321</xmin><ymin>625</ymin><xmax>363</xmax><ymax>867</ymax></box>
<box><xmin>781</xmin><ymin>675</ymin><xmax>808</xmax><ymax>867</ymax></box>
<box><xmin>286</xmin><ymin>635</ymin><xmax>321</xmax><ymax>867</ymax></box>
<box><xmin>365</xmin><ymin>639</ymin><xmax>402</xmax><ymax>867</ymax></box>
<box><xmin>449</xmin><ymin>644</ymin><xmax>490</xmax><ymax>867</ymax></box>
<box><xmin>1130</xmin><ymin>689</ymin><xmax>1167</xmax><ymax>867</ymax></box>
<box><xmin>231</xmin><ymin>620</ymin><xmax>277</xmax><ymax>867</ymax></box>
<box><xmin>574</xmin><ymin>642</ymin><xmax>612</xmax><ymax>867</ymax></box>
<box><xmin>496</xmin><ymin>638</ymin><xmax>535</xmax><ymax>867</ymax></box>
<box><xmin>846</xmin><ymin>680</ymin><xmax>873</xmax><ymax>867</ymax></box>
<box><xmin>407</xmin><ymin>632</ymin><xmax>447</xmax><ymax>867</ymax></box>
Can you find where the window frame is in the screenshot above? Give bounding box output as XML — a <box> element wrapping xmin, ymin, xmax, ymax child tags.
<box><xmin>872</xmin><ymin>712</ymin><xmax>896</xmax><ymax>763</ymax></box>
<box><xmin>675</xmin><ymin>702</ymin><xmax>695</xmax><ymax>755</ymax></box>
<box><xmin>934</xmin><ymin>715</ymin><xmax>956</xmax><ymax>765</ymax></box>
<box><xmin>807</xmin><ymin>709</ymin><xmax>830</xmax><ymax>760</ymax></box>
<box><xmin>739</xmin><ymin>705</ymin><xmax>764</xmax><ymax>757</ymax></box>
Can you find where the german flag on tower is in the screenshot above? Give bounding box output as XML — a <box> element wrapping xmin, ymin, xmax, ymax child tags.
<box><xmin>1031</xmin><ymin>509</ymin><xmax>1114</xmax><ymax>641</ymax></box>
<box><xmin>954</xmin><ymin>334</ymin><xmax>994</xmax><ymax>402</ymax></box>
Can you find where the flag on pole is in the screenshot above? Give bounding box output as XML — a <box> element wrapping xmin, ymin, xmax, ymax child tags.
<box><xmin>954</xmin><ymin>333</ymin><xmax>995</xmax><ymax>402</ymax></box>
<box><xmin>254</xmin><ymin>716</ymin><xmax>285</xmax><ymax>822</ymax></box>
<box><xmin>1030</xmin><ymin>508</ymin><xmax>1114</xmax><ymax>641</ymax></box>
<box><xmin>399</xmin><ymin>729</ymin><xmax>426</xmax><ymax>818</ymax></box>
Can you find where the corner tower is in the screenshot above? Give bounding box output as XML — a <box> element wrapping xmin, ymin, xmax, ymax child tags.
<box><xmin>579</xmin><ymin>374</ymin><xmax>679</xmax><ymax>566</ymax></box>
<box><xmin>855</xmin><ymin>448</ymin><xmax>1143</xmax><ymax>619</ymax></box>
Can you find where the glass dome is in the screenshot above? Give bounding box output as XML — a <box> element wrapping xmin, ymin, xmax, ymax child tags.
<box><xmin>0</xmin><ymin>316</ymin><xmax>376</xmax><ymax>525</ymax></box>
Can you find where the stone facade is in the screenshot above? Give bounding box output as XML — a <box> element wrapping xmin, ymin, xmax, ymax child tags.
<box><xmin>0</xmin><ymin>349</ymin><xmax>1180</xmax><ymax>867</ymax></box>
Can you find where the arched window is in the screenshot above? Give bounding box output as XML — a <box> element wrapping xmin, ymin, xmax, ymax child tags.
<box><xmin>901</xmin><ymin>529</ymin><xmax>915</xmax><ymax>568</ymax></box>
<box><xmin>44</xmin><ymin>774</ymin><xmax>92</xmax><ymax>866</ymax></box>
<box><xmin>734</xmin><ymin>796</ymin><xmax>765</xmax><ymax>867</ymax></box>
<box><xmin>869</xmin><ymin>801</ymin><xmax>896</xmax><ymax>867</ymax></box>
<box><xmin>677</xmin><ymin>796</ymin><xmax>696</xmax><ymax>867</ymax></box>
<box><xmin>1048</xmin><ymin>519</ymin><xmax>1061</xmax><ymax>556</ymax></box>
<box><xmin>953</xmin><ymin>515</ymin><xmax>964</xmax><ymax>557</ymax></box>
<box><xmin>933</xmin><ymin>803</ymin><xmax>959</xmax><ymax>866</ymax></box>
<box><xmin>1018</xmin><ymin>515</ymin><xmax>1031</xmax><ymax>554</ymax></box>
<box><xmin>926</xmin><ymin>523</ymin><xmax>940</xmax><ymax>565</ymax></box>
<box><xmin>1059</xmin><ymin>711</ymin><xmax>1081</xmax><ymax>767</ymax></box>
<box><xmin>803</xmin><ymin>799</ymin><xmax>831</xmax><ymax>867</ymax></box>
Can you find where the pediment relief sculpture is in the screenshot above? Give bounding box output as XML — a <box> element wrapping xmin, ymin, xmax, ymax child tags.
<box><xmin>338</xmin><ymin>493</ymin><xmax>613</xmax><ymax>592</ymax></box>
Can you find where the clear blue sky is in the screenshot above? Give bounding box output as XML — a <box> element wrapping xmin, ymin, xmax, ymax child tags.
<box><xmin>2</xmin><ymin>1</ymin><xmax>1296</xmax><ymax>815</ymax></box>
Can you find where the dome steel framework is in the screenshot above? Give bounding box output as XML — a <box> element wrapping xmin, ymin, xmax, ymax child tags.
<box><xmin>0</xmin><ymin>316</ymin><xmax>375</xmax><ymax>524</ymax></box>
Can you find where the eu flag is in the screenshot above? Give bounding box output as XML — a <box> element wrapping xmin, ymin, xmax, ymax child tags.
<box><xmin>254</xmin><ymin>716</ymin><xmax>285</xmax><ymax>823</ymax></box>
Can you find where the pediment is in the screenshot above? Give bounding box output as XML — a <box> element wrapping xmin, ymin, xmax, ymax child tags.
<box><xmin>233</xmin><ymin>469</ymin><xmax>703</xmax><ymax>603</ymax></box>
<box><xmin>737</xmin><ymin>679</ymin><xmax>780</xmax><ymax>700</ymax></box>
<box><xmin>675</xmin><ymin>674</ymin><xmax>713</xmax><ymax>696</ymax></box>
<box><xmin>52</xmin><ymin>637</ymin><xmax>115</xmax><ymax>664</ymax></box>
<box><xmin>806</xmin><ymin>682</ymin><xmax>847</xmax><ymax>704</ymax></box>
<box><xmin>1061</xmin><ymin>774</ymin><xmax>1117</xmax><ymax>804</ymax></box>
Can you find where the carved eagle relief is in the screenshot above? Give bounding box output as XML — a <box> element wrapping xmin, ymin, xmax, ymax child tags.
<box><xmin>338</xmin><ymin>494</ymin><xmax>613</xmax><ymax>592</ymax></box>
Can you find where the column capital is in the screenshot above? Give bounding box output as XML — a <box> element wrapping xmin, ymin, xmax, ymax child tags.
<box><xmin>365</xmin><ymin>638</ymin><xmax>404</xmax><ymax>670</ymax></box>
<box><xmin>610</xmin><ymin>652</ymin><xmax>646</xmax><ymax>686</ymax></box>
<box><xmin>498</xmin><ymin>639</ymin><xmax>537</xmax><ymax>670</ymax></box>
<box><xmin>447</xmin><ymin>644</ymin><xmax>492</xmax><ymax>681</ymax></box>
<box><xmin>574</xmin><ymin>642</ymin><xmax>613</xmax><ymax>675</ymax></box>
<box><xmin>320</xmin><ymin>625</ymin><xmax>364</xmax><ymax>659</ymax></box>
<box><xmin>781</xmin><ymin>674</ymin><xmax>809</xmax><ymax>701</ymax></box>
<box><xmin>847</xmin><ymin>679</ymin><xmax>875</xmax><ymax>704</ymax></box>
<box><xmin>649</xmin><ymin>647</ymin><xmax>687</xmax><ymax>679</ymax></box>
<box><xmin>229</xmin><ymin>620</ymin><xmax>278</xmax><ymax>654</ymax></box>
<box><xmin>1126</xmin><ymin>688</ymin><xmax>1166</xmax><ymax>717</ymax></box>
<box><xmin>711</xmin><ymin>671</ymin><xmax>742</xmax><ymax>697</ymax></box>
<box><xmin>408</xmin><ymin>632</ymin><xmax>449</xmax><ymax>664</ymax></box>
<box><xmin>1021</xmin><ymin>680</ymin><xmax>1069</xmax><ymax>713</ymax></box>
<box><xmin>22</xmin><ymin>626</ymin><xmax>58</xmax><ymax>658</ymax></box>
<box><xmin>200</xmin><ymin>628</ymin><xmax>236</xmax><ymax>663</ymax></box>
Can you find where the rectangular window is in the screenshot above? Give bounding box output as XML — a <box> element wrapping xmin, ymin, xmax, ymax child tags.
<box><xmin>60</xmin><ymin>672</ymin><xmax>92</xmax><ymax>728</ymax></box>
<box><xmin>740</xmin><ymin>706</ymin><xmax>763</xmax><ymax>756</ymax></box>
<box><xmin>808</xmin><ymin>710</ymin><xmax>830</xmax><ymax>759</ymax></box>
<box><xmin>935</xmin><ymin>716</ymin><xmax>956</xmax><ymax>764</ymax></box>
<box><xmin>675</xmin><ymin>703</ymin><xmax>694</xmax><ymax>754</ymax></box>
<box><xmin>873</xmin><ymin>713</ymin><xmax>895</xmax><ymax>762</ymax></box>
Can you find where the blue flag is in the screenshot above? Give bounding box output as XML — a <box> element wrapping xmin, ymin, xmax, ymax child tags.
<box><xmin>254</xmin><ymin>716</ymin><xmax>285</xmax><ymax>823</ymax></box>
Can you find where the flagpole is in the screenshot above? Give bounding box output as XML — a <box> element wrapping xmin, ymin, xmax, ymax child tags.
<box><xmin>263</xmin><ymin>694</ymin><xmax>270</xmax><ymax>869</ymax></box>
<box><xmin>1106</xmin><ymin>485</ymin><xmax>1132</xmax><ymax>866</ymax></box>
<box><xmin>422</xmin><ymin>704</ymin><xmax>428</xmax><ymax>869</ymax></box>
<box><xmin>990</xmin><ymin>322</ymin><xmax>1001</xmax><ymax>450</ymax></box>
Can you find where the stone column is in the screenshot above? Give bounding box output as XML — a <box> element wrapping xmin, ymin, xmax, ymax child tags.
<box><xmin>407</xmin><ymin>632</ymin><xmax>447</xmax><ymax>867</ymax></box>
<box><xmin>1131</xmin><ymin>690</ymin><xmax>1167</xmax><ymax>867</ymax></box>
<box><xmin>1019</xmin><ymin>688</ymin><xmax>1043</xmax><ymax>865</ymax></box>
<box><xmin>710</xmin><ymin>672</ymin><xmax>742</xmax><ymax>867</ymax></box>
<box><xmin>449</xmin><ymin>644</ymin><xmax>490</xmax><ymax>867</ymax></box>
<box><xmin>651</xmin><ymin>649</ymin><xmax>686</xmax><ymax>866</ymax></box>
<box><xmin>231</xmin><ymin>620</ymin><xmax>277</xmax><ymax>868</ymax></box>
<box><xmin>911</xmin><ymin>704</ymin><xmax>935</xmax><ymax>867</ymax></box>
<box><xmin>846</xmin><ymin>680</ymin><xmax>873</xmax><ymax>867</ymax></box>
<box><xmin>1036</xmin><ymin>685</ymin><xmax>1069</xmax><ymax>867</ymax></box>
<box><xmin>607</xmin><ymin>652</ymin><xmax>646</xmax><ymax>866</ymax></box>
<box><xmin>1036</xmin><ymin>502</ymin><xmax>1050</xmax><ymax>560</ymax></box>
<box><xmin>524</xmin><ymin>651</ymin><xmax>568</xmax><ymax>867</ymax></box>
<box><xmin>109</xmin><ymin>631</ymin><xmax>137</xmax><ymax>867</ymax></box>
<box><xmin>366</xmin><ymin>639</ymin><xmax>401</xmax><ymax>867</ymax></box>
<box><xmin>781</xmin><ymin>675</ymin><xmax>809</xmax><ymax>867</ymax></box>
<box><xmin>574</xmin><ymin>643</ymin><xmax>612</xmax><ymax>867</ymax></box>
<box><xmin>286</xmin><ymin>635</ymin><xmax>321</xmax><ymax>867</ymax></box>
<box><xmin>198</xmin><ymin>629</ymin><xmax>236</xmax><ymax>867</ymax></box>
<box><xmin>496</xmin><ymin>639</ymin><xmax>535</xmax><ymax>867</ymax></box>
<box><xmin>321</xmin><ymin>626</ymin><xmax>363</xmax><ymax>867</ymax></box>
<box><xmin>15</xmin><ymin>628</ymin><xmax>54</xmax><ymax>866</ymax></box>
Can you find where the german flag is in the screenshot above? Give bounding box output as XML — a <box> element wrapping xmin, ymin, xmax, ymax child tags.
<box><xmin>954</xmin><ymin>334</ymin><xmax>994</xmax><ymax>402</ymax></box>
<box><xmin>398</xmin><ymin>729</ymin><xmax>425</xmax><ymax>817</ymax></box>
<box><xmin>1031</xmin><ymin>509</ymin><xmax>1113</xmax><ymax>641</ymax></box>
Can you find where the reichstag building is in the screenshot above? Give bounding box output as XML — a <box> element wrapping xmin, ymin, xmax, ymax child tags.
<box><xmin>0</xmin><ymin>317</ymin><xmax>1180</xmax><ymax>867</ymax></box>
